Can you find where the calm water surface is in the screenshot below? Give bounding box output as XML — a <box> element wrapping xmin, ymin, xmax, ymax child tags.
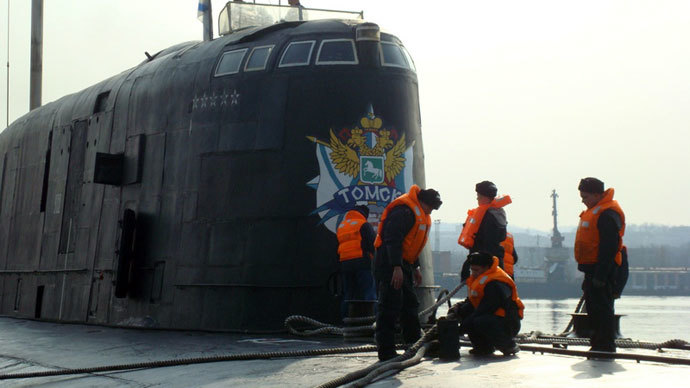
<box><xmin>449</xmin><ymin>296</ymin><xmax>690</xmax><ymax>342</ymax></box>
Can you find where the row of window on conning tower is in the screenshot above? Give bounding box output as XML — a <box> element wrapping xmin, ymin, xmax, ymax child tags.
<box><xmin>214</xmin><ymin>39</ymin><xmax>416</xmax><ymax>77</ymax></box>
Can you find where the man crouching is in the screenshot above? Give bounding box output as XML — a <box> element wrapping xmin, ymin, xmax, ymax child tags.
<box><xmin>449</xmin><ymin>251</ymin><xmax>524</xmax><ymax>356</ymax></box>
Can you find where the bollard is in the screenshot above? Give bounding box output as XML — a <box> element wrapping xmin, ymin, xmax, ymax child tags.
<box><xmin>570</xmin><ymin>313</ymin><xmax>625</xmax><ymax>338</ymax></box>
<box><xmin>437</xmin><ymin>317</ymin><xmax>460</xmax><ymax>360</ymax></box>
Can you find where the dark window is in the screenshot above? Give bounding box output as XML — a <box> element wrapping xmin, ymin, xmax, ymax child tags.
<box><xmin>279</xmin><ymin>41</ymin><xmax>315</xmax><ymax>67</ymax></box>
<box><xmin>215</xmin><ymin>49</ymin><xmax>248</xmax><ymax>76</ymax></box>
<box><xmin>245</xmin><ymin>45</ymin><xmax>273</xmax><ymax>71</ymax></box>
<box><xmin>316</xmin><ymin>39</ymin><xmax>357</xmax><ymax>65</ymax></box>
<box><xmin>381</xmin><ymin>42</ymin><xmax>409</xmax><ymax>69</ymax></box>
<box><xmin>401</xmin><ymin>46</ymin><xmax>416</xmax><ymax>72</ymax></box>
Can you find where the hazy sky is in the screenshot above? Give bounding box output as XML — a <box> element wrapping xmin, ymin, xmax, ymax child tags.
<box><xmin>1</xmin><ymin>0</ymin><xmax>689</xmax><ymax>232</ymax></box>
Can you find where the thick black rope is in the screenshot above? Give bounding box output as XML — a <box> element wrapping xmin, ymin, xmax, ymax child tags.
<box><xmin>285</xmin><ymin>281</ymin><xmax>466</xmax><ymax>338</ymax></box>
<box><xmin>509</xmin><ymin>342</ymin><xmax>690</xmax><ymax>366</ymax></box>
<box><xmin>517</xmin><ymin>334</ymin><xmax>690</xmax><ymax>351</ymax></box>
<box><xmin>0</xmin><ymin>345</ymin><xmax>379</xmax><ymax>380</ymax></box>
<box><xmin>315</xmin><ymin>324</ymin><xmax>439</xmax><ymax>388</ymax></box>
<box><xmin>348</xmin><ymin>342</ymin><xmax>432</xmax><ymax>388</ymax></box>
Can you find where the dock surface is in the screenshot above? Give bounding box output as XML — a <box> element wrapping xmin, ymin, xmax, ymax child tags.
<box><xmin>0</xmin><ymin>317</ymin><xmax>687</xmax><ymax>387</ymax></box>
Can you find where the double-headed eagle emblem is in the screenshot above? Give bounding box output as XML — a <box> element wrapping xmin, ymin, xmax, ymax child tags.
<box><xmin>308</xmin><ymin>114</ymin><xmax>408</xmax><ymax>183</ymax></box>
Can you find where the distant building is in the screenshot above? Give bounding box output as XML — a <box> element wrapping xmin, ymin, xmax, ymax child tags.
<box><xmin>432</xmin><ymin>251</ymin><xmax>452</xmax><ymax>274</ymax></box>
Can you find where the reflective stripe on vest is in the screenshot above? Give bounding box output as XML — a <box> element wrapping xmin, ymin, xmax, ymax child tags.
<box><xmin>374</xmin><ymin>184</ymin><xmax>431</xmax><ymax>264</ymax></box>
<box><xmin>467</xmin><ymin>256</ymin><xmax>525</xmax><ymax>319</ymax></box>
<box><xmin>337</xmin><ymin>210</ymin><xmax>366</xmax><ymax>261</ymax></box>
<box><xmin>458</xmin><ymin>195</ymin><xmax>512</xmax><ymax>249</ymax></box>
<box><xmin>574</xmin><ymin>188</ymin><xmax>626</xmax><ymax>266</ymax></box>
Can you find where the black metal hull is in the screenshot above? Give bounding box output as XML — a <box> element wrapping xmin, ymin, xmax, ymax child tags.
<box><xmin>0</xmin><ymin>20</ymin><xmax>429</xmax><ymax>331</ymax></box>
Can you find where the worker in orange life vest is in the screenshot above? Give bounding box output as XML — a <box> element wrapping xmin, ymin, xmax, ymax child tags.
<box><xmin>458</xmin><ymin>181</ymin><xmax>510</xmax><ymax>281</ymax></box>
<box><xmin>336</xmin><ymin>205</ymin><xmax>377</xmax><ymax>320</ymax></box>
<box><xmin>575</xmin><ymin>177</ymin><xmax>626</xmax><ymax>353</ymax></box>
<box><xmin>373</xmin><ymin>185</ymin><xmax>442</xmax><ymax>361</ymax></box>
<box><xmin>500</xmin><ymin>232</ymin><xmax>518</xmax><ymax>278</ymax></box>
<box><xmin>448</xmin><ymin>251</ymin><xmax>524</xmax><ymax>356</ymax></box>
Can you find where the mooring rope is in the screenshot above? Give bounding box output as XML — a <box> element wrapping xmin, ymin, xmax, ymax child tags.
<box><xmin>0</xmin><ymin>344</ymin><xmax>380</xmax><ymax>381</ymax></box>
<box><xmin>284</xmin><ymin>281</ymin><xmax>466</xmax><ymax>338</ymax></box>
<box><xmin>315</xmin><ymin>324</ymin><xmax>439</xmax><ymax>388</ymax></box>
<box><xmin>516</xmin><ymin>333</ymin><xmax>690</xmax><ymax>351</ymax></box>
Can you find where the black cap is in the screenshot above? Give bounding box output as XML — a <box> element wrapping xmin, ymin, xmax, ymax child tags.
<box><xmin>353</xmin><ymin>205</ymin><xmax>370</xmax><ymax>219</ymax></box>
<box><xmin>578</xmin><ymin>177</ymin><xmax>604</xmax><ymax>194</ymax></box>
<box><xmin>468</xmin><ymin>251</ymin><xmax>493</xmax><ymax>267</ymax></box>
<box><xmin>475</xmin><ymin>181</ymin><xmax>497</xmax><ymax>198</ymax></box>
<box><xmin>418</xmin><ymin>188</ymin><xmax>442</xmax><ymax>210</ymax></box>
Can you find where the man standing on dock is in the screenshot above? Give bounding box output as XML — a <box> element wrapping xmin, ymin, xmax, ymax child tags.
<box><xmin>575</xmin><ymin>177</ymin><xmax>626</xmax><ymax>353</ymax></box>
<box><xmin>458</xmin><ymin>181</ymin><xmax>511</xmax><ymax>281</ymax></box>
<box><xmin>373</xmin><ymin>185</ymin><xmax>442</xmax><ymax>361</ymax></box>
<box><xmin>336</xmin><ymin>205</ymin><xmax>377</xmax><ymax>319</ymax></box>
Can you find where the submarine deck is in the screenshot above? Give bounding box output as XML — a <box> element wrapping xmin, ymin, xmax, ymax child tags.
<box><xmin>0</xmin><ymin>317</ymin><xmax>687</xmax><ymax>387</ymax></box>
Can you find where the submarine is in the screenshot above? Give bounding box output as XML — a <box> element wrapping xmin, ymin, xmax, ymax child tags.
<box><xmin>0</xmin><ymin>1</ymin><xmax>434</xmax><ymax>331</ymax></box>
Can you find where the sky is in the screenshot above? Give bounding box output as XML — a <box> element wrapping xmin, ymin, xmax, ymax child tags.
<box><xmin>1</xmin><ymin>0</ymin><xmax>689</xmax><ymax>232</ymax></box>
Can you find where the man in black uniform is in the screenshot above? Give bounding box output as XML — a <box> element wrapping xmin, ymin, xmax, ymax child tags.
<box><xmin>449</xmin><ymin>251</ymin><xmax>523</xmax><ymax>356</ymax></box>
<box><xmin>374</xmin><ymin>185</ymin><xmax>442</xmax><ymax>361</ymax></box>
<box><xmin>336</xmin><ymin>205</ymin><xmax>377</xmax><ymax>319</ymax></box>
<box><xmin>459</xmin><ymin>181</ymin><xmax>508</xmax><ymax>281</ymax></box>
<box><xmin>575</xmin><ymin>177</ymin><xmax>626</xmax><ymax>352</ymax></box>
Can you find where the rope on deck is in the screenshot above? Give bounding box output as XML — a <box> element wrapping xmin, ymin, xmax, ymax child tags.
<box><xmin>284</xmin><ymin>281</ymin><xmax>466</xmax><ymax>338</ymax></box>
<box><xmin>518</xmin><ymin>332</ymin><xmax>690</xmax><ymax>351</ymax></box>
<box><xmin>0</xmin><ymin>344</ymin><xmax>380</xmax><ymax>381</ymax></box>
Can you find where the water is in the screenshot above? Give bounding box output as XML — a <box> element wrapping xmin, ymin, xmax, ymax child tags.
<box><xmin>449</xmin><ymin>296</ymin><xmax>690</xmax><ymax>343</ymax></box>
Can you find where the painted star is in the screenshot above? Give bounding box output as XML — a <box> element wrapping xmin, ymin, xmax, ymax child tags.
<box><xmin>230</xmin><ymin>89</ymin><xmax>240</xmax><ymax>106</ymax></box>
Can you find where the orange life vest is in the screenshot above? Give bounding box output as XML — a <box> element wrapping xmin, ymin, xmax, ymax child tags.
<box><xmin>374</xmin><ymin>184</ymin><xmax>431</xmax><ymax>264</ymax></box>
<box><xmin>574</xmin><ymin>188</ymin><xmax>626</xmax><ymax>266</ymax></box>
<box><xmin>458</xmin><ymin>195</ymin><xmax>512</xmax><ymax>249</ymax></box>
<box><xmin>467</xmin><ymin>256</ymin><xmax>524</xmax><ymax>319</ymax></box>
<box><xmin>501</xmin><ymin>232</ymin><xmax>515</xmax><ymax>277</ymax></box>
<box><xmin>337</xmin><ymin>210</ymin><xmax>367</xmax><ymax>261</ymax></box>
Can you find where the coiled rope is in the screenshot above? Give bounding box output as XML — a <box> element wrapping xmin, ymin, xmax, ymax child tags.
<box><xmin>285</xmin><ymin>281</ymin><xmax>466</xmax><ymax>337</ymax></box>
<box><xmin>307</xmin><ymin>282</ymin><xmax>466</xmax><ymax>388</ymax></box>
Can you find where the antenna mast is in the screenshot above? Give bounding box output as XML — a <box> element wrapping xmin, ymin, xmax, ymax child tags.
<box><xmin>5</xmin><ymin>0</ymin><xmax>9</xmax><ymax>127</ymax></box>
<box><xmin>29</xmin><ymin>0</ymin><xmax>43</xmax><ymax>110</ymax></box>
<box><xmin>550</xmin><ymin>189</ymin><xmax>564</xmax><ymax>248</ymax></box>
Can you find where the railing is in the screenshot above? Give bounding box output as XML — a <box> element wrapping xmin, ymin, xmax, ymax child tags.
<box><xmin>218</xmin><ymin>2</ymin><xmax>363</xmax><ymax>36</ymax></box>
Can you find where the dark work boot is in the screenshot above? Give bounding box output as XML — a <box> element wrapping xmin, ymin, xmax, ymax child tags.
<box><xmin>469</xmin><ymin>347</ymin><xmax>495</xmax><ymax>356</ymax></box>
<box><xmin>498</xmin><ymin>343</ymin><xmax>520</xmax><ymax>356</ymax></box>
<box><xmin>378</xmin><ymin>350</ymin><xmax>399</xmax><ymax>362</ymax></box>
